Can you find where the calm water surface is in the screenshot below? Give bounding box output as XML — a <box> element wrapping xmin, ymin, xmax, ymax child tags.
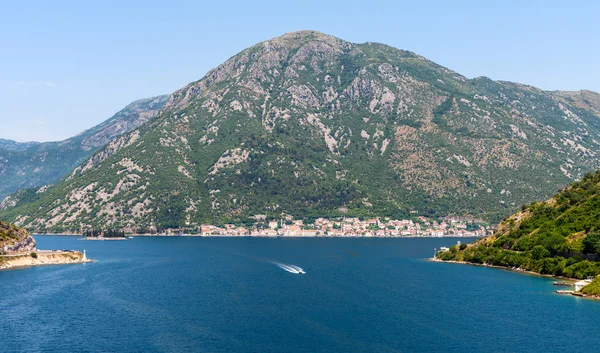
<box><xmin>1</xmin><ymin>236</ymin><xmax>599</xmax><ymax>353</ymax></box>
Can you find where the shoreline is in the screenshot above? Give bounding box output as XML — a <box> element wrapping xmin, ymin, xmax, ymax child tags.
<box><xmin>0</xmin><ymin>251</ymin><xmax>92</xmax><ymax>271</ymax></box>
<box><xmin>35</xmin><ymin>233</ymin><xmax>482</xmax><ymax>239</ymax></box>
<box><xmin>83</xmin><ymin>237</ymin><xmax>126</xmax><ymax>241</ymax></box>
<box><xmin>430</xmin><ymin>258</ymin><xmax>600</xmax><ymax>301</ymax></box>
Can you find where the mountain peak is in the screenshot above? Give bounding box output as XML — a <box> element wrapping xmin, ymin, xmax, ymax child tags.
<box><xmin>4</xmin><ymin>33</ymin><xmax>600</xmax><ymax>232</ymax></box>
<box><xmin>256</xmin><ymin>30</ymin><xmax>350</xmax><ymax>52</ymax></box>
<box><xmin>277</xmin><ymin>30</ymin><xmax>341</xmax><ymax>42</ymax></box>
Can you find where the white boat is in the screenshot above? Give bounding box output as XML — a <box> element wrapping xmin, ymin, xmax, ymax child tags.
<box><xmin>128</xmin><ymin>236</ymin><xmax>133</xmax><ymax>239</ymax></box>
<box><xmin>292</xmin><ymin>266</ymin><xmax>306</xmax><ymax>274</ymax></box>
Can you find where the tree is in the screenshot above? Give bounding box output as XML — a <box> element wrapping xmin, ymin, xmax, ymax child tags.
<box><xmin>542</xmin><ymin>233</ymin><xmax>567</xmax><ymax>255</ymax></box>
<box><xmin>583</xmin><ymin>232</ymin><xmax>600</xmax><ymax>255</ymax></box>
<box><xmin>532</xmin><ymin>245</ymin><xmax>550</xmax><ymax>260</ymax></box>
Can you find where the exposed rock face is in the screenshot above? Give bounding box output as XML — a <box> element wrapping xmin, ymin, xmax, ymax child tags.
<box><xmin>1</xmin><ymin>235</ymin><xmax>36</xmax><ymax>253</ymax></box>
<box><xmin>0</xmin><ymin>251</ymin><xmax>87</xmax><ymax>270</ymax></box>
<box><xmin>0</xmin><ymin>220</ymin><xmax>36</xmax><ymax>253</ymax></box>
<box><xmin>0</xmin><ymin>95</ymin><xmax>169</xmax><ymax>199</ymax></box>
<box><xmin>2</xmin><ymin>31</ymin><xmax>600</xmax><ymax>232</ymax></box>
<box><xmin>0</xmin><ymin>220</ymin><xmax>91</xmax><ymax>270</ymax></box>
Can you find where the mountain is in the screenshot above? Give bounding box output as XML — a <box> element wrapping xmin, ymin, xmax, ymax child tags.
<box><xmin>0</xmin><ymin>95</ymin><xmax>169</xmax><ymax>199</ymax></box>
<box><xmin>2</xmin><ymin>30</ymin><xmax>600</xmax><ymax>233</ymax></box>
<box><xmin>0</xmin><ymin>139</ymin><xmax>40</xmax><ymax>152</ymax></box>
<box><xmin>553</xmin><ymin>90</ymin><xmax>600</xmax><ymax>117</ymax></box>
<box><xmin>436</xmin><ymin>171</ymin><xmax>600</xmax><ymax>279</ymax></box>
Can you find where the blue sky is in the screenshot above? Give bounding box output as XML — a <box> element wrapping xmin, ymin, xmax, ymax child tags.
<box><xmin>1</xmin><ymin>0</ymin><xmax>598</xmax><ymax>142</ymax></box>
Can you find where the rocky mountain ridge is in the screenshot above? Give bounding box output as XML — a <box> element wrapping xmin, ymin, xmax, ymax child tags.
<box><xmin>0</xmin><ymin>95</ymin><xmax>169</xmax><ymax>199</ymax></box>
<box><xmin>0</xmin><ymin>139</ymin><xmax>40</xmax><ymax>152</ymax></box>
<box><xmin>2</xmin><ymin>31</ymin><xmax>600</xmax><ymax>232</ymax></box>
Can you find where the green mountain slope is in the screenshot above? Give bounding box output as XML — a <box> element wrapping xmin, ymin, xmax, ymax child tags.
<box><xmin>2</xmin><ymin>31</ymin><xmax>600</xmax><ymax>232</ymax></box>
<box><xmin>0</xmin><ymin>95</ymin><xmax>169</xmax><ymax>199</ymax></box>
<box><xmin>437</xmin><ymin>171</ymin><xmax>600</xmax><ymax>279</ymax></box>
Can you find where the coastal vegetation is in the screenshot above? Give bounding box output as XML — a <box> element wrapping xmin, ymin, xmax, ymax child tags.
<box><xmin>437</xmin><ymin>171</ymin><xmax>600</xmax><ymax>279</ymax></box>
<box><xmin>83</xmin><ymin>229</ymin><xmax>126</xmax><ymax>238</ymax></box>
<box><xmin>580</xmin><ymin>277</ymin><xmax>600</xmax><ymax>296</ymax></box>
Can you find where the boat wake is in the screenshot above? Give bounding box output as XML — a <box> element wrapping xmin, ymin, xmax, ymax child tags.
<box><xmin>271</xmin><ymin>262</ymin><xmax>306</xmax><ymax>274</ymax></box>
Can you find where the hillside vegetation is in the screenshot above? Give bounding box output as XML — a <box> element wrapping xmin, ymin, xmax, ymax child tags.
<box><xmin>0</xmin><ymin>95</ymin><xmax>168</xmax><ymax>200</ymax></box>
<box><xmin>580</xmin><ymin>277</ymin><xmax>600</xmax><ymax>296</ymax></box>
<box><xmin>437</xmin><ymin>171</ymin><xmax>600</xmax><ymax>279</ymax></box>
<box><xmin>1</xmin><ymin>31</ymin><xmax>600</xmax><ymax>233</ymax></box>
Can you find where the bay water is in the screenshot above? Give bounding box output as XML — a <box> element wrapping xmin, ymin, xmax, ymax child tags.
<box><xmin>1</xmin><ymin>236</ymin><xmax>599</xmax><ymax>353</ymax></box>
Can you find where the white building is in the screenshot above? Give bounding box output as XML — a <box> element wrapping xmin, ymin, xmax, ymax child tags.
<box><xmin>575</xmin><ymin>279</ymin><xmax>592</xmax><ymax>292</ymax></box>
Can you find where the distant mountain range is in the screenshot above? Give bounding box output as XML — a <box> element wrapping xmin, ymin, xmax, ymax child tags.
<box><xmin>0</xmin><ymin>95</ymin><xmax>169</xmax><ymax>199</ymax></box>
<box><xmin>1</xmin><ymin>30</ymin><xmax>600</xmax><ymax>233</ymax></box>
<box><xmin>0</xmin><ymin>139</ymin><xmax>41</xmax><ymax>152</ymax></box>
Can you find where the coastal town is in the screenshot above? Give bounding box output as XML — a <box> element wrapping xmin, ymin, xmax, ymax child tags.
<box><xmin>192</xmin><ymin>216</ymin><xmax>491</xmax><ymax>237</ymax></box>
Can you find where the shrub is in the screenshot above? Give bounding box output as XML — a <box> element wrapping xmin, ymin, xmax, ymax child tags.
<box><xmin>563</xmin><ymin>260</ymin><xmax>600</xmax><ymax>279</ymax></box>
<box><xmin>580</xmin><ymin>277</ymin><xmax>600</xmax><ymax>296</ymax></box>
<box><xmin>30</xmin><ymin>252</ymin><xmax>38</xmax><ymax>259</ymax></box>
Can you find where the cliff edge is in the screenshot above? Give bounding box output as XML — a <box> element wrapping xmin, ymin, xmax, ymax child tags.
<box><xmin>0</xmin><ymin>220</ymin><xmax>91</xmax><ymax>270</ymax></box>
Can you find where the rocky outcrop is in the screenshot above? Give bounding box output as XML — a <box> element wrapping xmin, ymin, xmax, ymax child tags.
<box><xmin>0</xmin><ymin>220</ymin><xmax>90</xmax><ymax>270</ymax></box>
<box><xmin>0</xmin><ymin>251</ymin><xmax>89</xmax><ymax>270</ymax></box>
<box><xmin>0</xmin><ymin>220</ymin><xmax>35</xmax><ymax>254</ymax></box>
<box><xmin>1</xmin><ymin>234</ymin><xmax>36</xmax><ymax>253</ymax></box>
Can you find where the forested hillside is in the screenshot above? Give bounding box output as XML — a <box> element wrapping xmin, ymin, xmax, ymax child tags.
<box><xmin>437</xmin><ymin>171</ymin><xmax>600</xmax><ymax>279</ymax></box>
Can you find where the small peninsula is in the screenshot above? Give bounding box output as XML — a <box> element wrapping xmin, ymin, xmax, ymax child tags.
<box><xmin>0</xmin><ymin>220</ymin><xmax>91</xmax><ymax>270</ymax></box>
<box><xmin>435</xmin><ymin>171</ymin><xmax>600</xmax><ymax>298</ymax></box>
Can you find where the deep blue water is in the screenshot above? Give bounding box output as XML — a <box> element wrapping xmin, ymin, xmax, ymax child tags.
<box><xmin>1</xmin><ymin>236</ymin><xmax>600</xmax><ymax>353</ymax></box>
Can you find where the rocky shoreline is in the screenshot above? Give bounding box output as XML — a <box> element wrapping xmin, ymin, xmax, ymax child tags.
<box><xmin>571</xmin><ymin>292</ymin><xmax>600</xmax><ymax>300</ymax></box>
<box><xmin>0</xmin><ymin>250</ymin><xmax>92</xmax><ymax>271</ymax></box>
<box><xmin>1</xmin><ymin>224</ymin><xmax>92</xmax><ymax>271</ymax></box>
